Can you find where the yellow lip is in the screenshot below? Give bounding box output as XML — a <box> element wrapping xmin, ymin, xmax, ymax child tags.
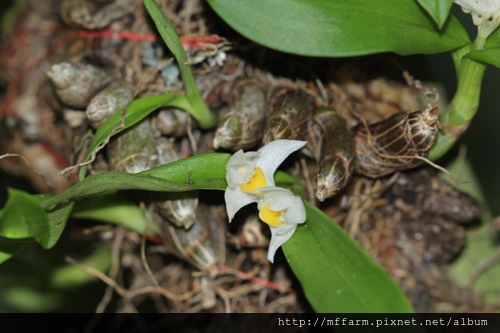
<box><xmin>240</xmin><ymin>167</ymin><xmax>267</xmax><ymax>193</ymax></box>
<box><xmin>258</xmin><ymin>203</ymin><xmax>284</xmax><ymax>227</ymax></box>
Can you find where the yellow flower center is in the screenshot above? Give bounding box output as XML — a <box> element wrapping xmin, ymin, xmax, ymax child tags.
<box><xmin>258</xmin><ymin>203</ymin><xmax>284</xmax><ymax>227</ymax></box>
<box><xmin>239</xmin><ymin>167</ymin><xmax>267</xmax><ymax>193</ymax></box>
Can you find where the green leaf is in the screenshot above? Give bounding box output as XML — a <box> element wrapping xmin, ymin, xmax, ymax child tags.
<box><xmin>140</xmin><ymin>152</ymin><xmax>230</xmax><ymax>183</ymax></box>
<box><xmin>283</xmin><ymin>202</ymin><xmax>414</xmax><ymax>313</ymax></box>
<box><xmin>79</xmin><ymin>93</ymin><xmax>188</xmax><ymax>179</ymax></box>
<box><xmin>416</xmin><ymin>0</ymin><xmax>454</xmax><ymax>29</ymax></box>
<box><xmin>46</xmin><ymin>153</ymin><xmax>230</xmax><ymax>209</ymax></box>
<box><xmin>484</xmin><ymin>28</ymin><xmax>500</xmax><ymax>48</ymax></box>
<box><xmin>143</xmin><ymin>0</ymin><xmax>190</xmax><ymax>93</ymax></box>
<box><xmin>72</xmin><ymin>193</ymin><xmax>152</xmax><ymax>234</ymax></box>
<box><xmin>207</xmin><ymin>0</ymin><xmax>469</xmax><ymax>57</ymax></box>
<box><xmin>465</xmin><ymin>29</ymin><xmax>500</xmax><ymax>67</ymax></box>
<box><xmin>38</xmin><ymin>199</ymin><xmax>74</xmax><ymax>249</ymax></box>
<box><xmin>144</xmin><ymin>0</ymin><xmax>215</xmax><ymax>128</ymax></box>
<box><xmin>466</xmin><ymin>48</ymin><xmax>500</xmax><ymax>68</ymax></box>
<box><xmin>0</xmin><ymin>189</ymin><xmax>50</xmax><ymax>246</ymax></box>
<box><xmin>0</xmin><ymin>189</ymin><xmax>74</xmax><ymax>262</ymax></box>
<box><xmin>275</xmin><ymin>171</ymin><xmax>307</xmax><ymax>198</ymax></box>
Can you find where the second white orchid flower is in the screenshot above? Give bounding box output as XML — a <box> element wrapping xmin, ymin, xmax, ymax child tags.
<box><xmin>224</xmin><ymin>139</ymin><xmax>307</xmax><ymax>221</ymax></box>
<box><xmin>257</xmin><ymin>187</ymin><xmax>306</xmax><ymax>262</ymax></box>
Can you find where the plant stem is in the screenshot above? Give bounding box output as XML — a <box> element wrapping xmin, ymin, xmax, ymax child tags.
<box><xmin>448</xmin><ymin>58</ymin><xmax>486</xmax><ymax>126</ymax></box>
<box><xmin>429</xmin><ymin>37</ymin><xmax>487</xmax><ymax>160</ymax></box>
<box><xmin>451</xmin><ymin>44</ymin><xmax>472</xmax><ymax>76</ymax></box>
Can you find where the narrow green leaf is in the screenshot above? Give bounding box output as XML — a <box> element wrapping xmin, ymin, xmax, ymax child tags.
<box><xmin>144</xmin><ymin>0</ymin><xmax>215</xmax><ymax>128</ymax></box>
<box><xmin>46</xmin><ymin>153</ymin><xmax>230</xmax><ymax>209</ymax></box>
<box><xmin>416</xmin><ymin>0</ymin><xmax>454</xmax><ymax>29</ymax></box>
<box><xmin>72</xmin><ymin>194</ymin><xmax>151</xmax><ymax>234</ymax></box>
<box><xmin>143</xmin><ymin>0</ymin><xmax>194</xmax><ymax>99</ymax></box>
<box><xmin>484</xmin><ymin>28</ymin><xmax>500</xmax><ymax>48</ymax></box>
<box><xmin>207</xmin><ymin>0</ymin><xmax>469</xmax><ymax>57</ymax></box>
<box><xmin>466</xmin><ymin>48</ymin><xmax>500</xmax><ymax>68</ymax></box>
<box><xmin>45</xmin><ymin>173</ymin><xmax>201</xmax><ymax>208</ymax></box>
<box><xmin>79</xmin><ymin>93</ymin><xmax>188</xmax><ymax>179</ymax></box>
<box><xmin>141</xmin><ymin>152</ymin><xmax>230</xmax><ymax>184</ymax></box>
<box><xmin>464</xmin><ymin>28</ymin><xmax>500</xmax><ymax>67</ymax></box>
<box><xmin>283</xmin><ymin>202</ymin><xmax>414</xmax><ymax>313</ymax></box>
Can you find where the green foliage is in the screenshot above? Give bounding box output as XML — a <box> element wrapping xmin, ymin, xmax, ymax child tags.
<box><xmin>466</xmin><ymin>30</ymin><xmax>500</xmax><ymax>68</ymax></box>
<box><xmin>283</xmin><ymin>202</ymin><xmax>414</xmax><ymax>313</ymax></box>
<box><xmin>1</xmin><ymin>153</ymin><xmax>229</xmax><ymax>262</ymax></box>
<box><xmin>52</xmin><ymin>153</ymin><xmax>230</xmax><ymax>209</ymax></box>
<box><xmin>1</xmin><ymin>154</ymin><xmax>230</xmax><ymax>262</ymax></box>
<box><xmin>0</xmin><ymin>189</ymin><xmax>50</xmax><ymax>245</ymax></box>
<box><xmin>466</xmin><ymin>47</ymin><xmax>500</xmax><ymax>68</ymax></box>
<box><xmin>415</xmin><ymin>0</ymin><xmax>454</xmax><ymax>29</ymax></box>
<box><xmin>275</xmin><ymin>171</ymin><xmax>307</xmax><ymax>198</ymax></box>
<box><xmin>71</xmin><ymin>194</ymin><xmax>152</xmax><ymax>234</ymax></box>
<box><xmin>0</xmin><ymin>189</ymin><xmax>74</xmax><ymax>263</ymax></box>
<box><xmin>39</xmin><ymin>199</ymin><xmax>75</xmax><ymax>249</ymax></box>
<box><xmin>79</xmin><ymin>93</ymin><xmax>188</xmax><ymax>179</ymax></box>
<box><xmin>483</xmin><ymin>28</ymin><xmax>500</xmax><ymax>49</ymax></box>
<box><xmin>144</xmin><ymin>0</ymin><xmax>215</xmax><ymax>128</ymax></box>
<box><xmin>207</xmin><ymin>0</ymin><xmax>468</xmax><ymax>57</ymax></box>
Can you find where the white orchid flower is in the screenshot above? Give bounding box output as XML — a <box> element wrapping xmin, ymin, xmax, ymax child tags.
<box><xmin>454</xmin><ymin>0</ymin><xmax>500</xmax><ymax>39</ymax></box>
<box><xmin>454</xmin><ymin>0</ymin><xmax>500</xmax><ymax>25</ymax></box>
<box><xmin>224</xmin><ymin>139</ymin><xmax>307</xmax><ymax>221</ymax></box>
<box><xmin>257</xmin><ymin>187</ymin><xmax>306</xmax><ymax>263</ymax></box>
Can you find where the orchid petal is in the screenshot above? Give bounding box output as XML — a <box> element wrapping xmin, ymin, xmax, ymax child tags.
<box><xmin>258</xmin><ymin>187</ymin><xmax>300</xmax><ymax>211</ymax></box>
<box><xmin>454</xmin><ymin>0</ymin><xmax>500</xmax><ymax>25</ymax></box>
<box><xmin>224</xmin><ymin>140</ymin><xmax>308</xmax><ymax>262</ymax></box>
<box><xmin>225</xmin><ymin>150</ymin><xmax>258</xmax><ymax>186</ymax></box>
<box><xmin>284</xmin><ymin>197</ymin><xmax>307</xmax><ymax>225</ymax></box>
<box><xmin>224</xmin><ymin>186</ymin><xmax>258</xmax><ymax>221</ymax></box>
<box><xmin>267</xmin><ymin>226</ymin><xmax>297</xmax><ymax>263</ymax></box>
<box><xmin>256</xmin><ymin>186</ymin><xmax>306</xmax><ymax>262</ymax></box>
<box><xmin>254</xmin><ymin>140</ymin><xmax>307</xmax><ymax>186</ymax></box>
